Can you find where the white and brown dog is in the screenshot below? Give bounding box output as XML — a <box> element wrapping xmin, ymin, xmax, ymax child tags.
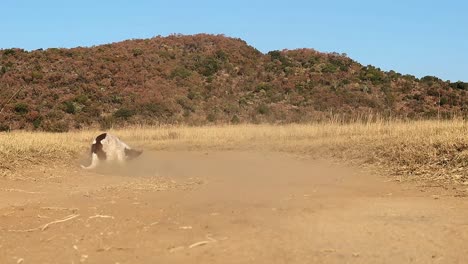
<box><xmin>81</xmin><ymin>133</ymin><xmax>143</xmax><ymax>169</ymax></box>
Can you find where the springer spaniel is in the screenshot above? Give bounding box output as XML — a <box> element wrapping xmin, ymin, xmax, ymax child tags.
<box><xmin>81</xmin><ymin>133</ymin><xmax>143</xmax><ymax>169</ymax></box>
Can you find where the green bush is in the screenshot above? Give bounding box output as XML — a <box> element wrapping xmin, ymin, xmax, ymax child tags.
<box><xmin>322</xmin><ymin>64</ymin><xmax>338</xmax><ymax>73</ymax></box>
<box><xmin>440</xmin><ymin>97</ymin><xmax>448</xmax><ymax>106</ymax></box>
<box><xmin>14</xmin><ymin>103</ymin><xmax>29</xmax><ymax>114</ymax></box>
<box><xmin>449</xmin><ymin>81</ymin><xmax>467</xmax><ymax>90</ymax></box>
<box><xmin>421</xmin><ymin>76</ymin><xmax>441</xmax><ymax>83</ymax></box>
<box><xmin>359</xmin><ymin>65</ymin><xmax>387</xmax><ymax>84</ymax></box>
<box><xmin>197</xmin><ymin>57</ymin><xmax>220</xmax><ymax>76</ymax></box>
<box><xmin>215</xmin><ymin>50</ymin><xmax>228</xmax><ymax>61</ymax></box>
<box><xmin>132</xmin><ymin>48</ymin><xmax>143</xmax><ymax>57</ymax></box>
<box><xmin>231</xmin><ymin>115</ymin><xmax>240</xmax><ymax>124</ymax></box>
<box><xmin>32</xmin><ymin>117</ymin><xmax>42</xmax><ymax>129</ymax></box>
<box><xmin>113</xmin><ymin>108</ymin><xmax>134</xmax><ymax>119</ymax></box>
<box><xmin>31</xmin><ymin>71</ymin><xmax>43</xmax><ymax>80</ymax></box>
<box><xmin>207</xmin><ymin>112</ymin><xmax>216</xmax><ymax>122</ymax></box>
<box><xmin>63</xmin><ymin>101</ymin><xmax>76</xmax><ymax>114</ymax></box>
<box><xmin>183</xmin><ymin>109</ymin><xmax>191</xmax><ymax>118</ymax></box>
<box><xmin>3</xmin><ymin>49</ymin><xmax>16</xmax><ymax>56</ymax></box>
<box><xmin>268</xmin><ymin>50</ymin><xmax>291</xmax><ymax>67</ymax></box>
<box><xmin>143</xmin><ymin>102</ymin><xmax>172</xmax><ymax>118</ymax></box>
<box><xmin>170</xmin><ymin>67</ymin><xmax>192</xmax><ymax>79</ymax></box>
<box><xmin>255</xmin><ymin>83</ymin><xmax>273</xmax><ymax>93</ymax></box>
<box><xmin>268</xmin><ymin>50</ymin><xmax>282</xmax><ymax>61</ymax></box>
<box><xmin>257</xmin><ymin>104</ymin><xmax>270</xmax><ymax>115</ymax></box>
<box><xmin>0</xmin><ymin>123</ymin><xmax>10</xmax><ymax>132</ymax></box>
<box><xmin>74</xmin><ymin>94</ymin><xmax>89</xmax><ymax>104</ymax></box>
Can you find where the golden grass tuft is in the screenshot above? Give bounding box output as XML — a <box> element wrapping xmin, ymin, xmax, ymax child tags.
<box><xmin>0</xmin><ymin>119</ymin><xmax>466</xmax><ymax>184</ymax></box>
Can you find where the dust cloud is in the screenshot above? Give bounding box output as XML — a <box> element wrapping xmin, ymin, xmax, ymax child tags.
<box><xmin>79</xmin><ymin>150</ymin><xmax>378</xmax><ymax>197</ymax></box>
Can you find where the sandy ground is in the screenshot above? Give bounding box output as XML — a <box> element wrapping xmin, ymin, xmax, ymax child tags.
<box><xmin>1</xmin><ymin>151</ymin><xmax>468</xmax><ymax>264</ymax></box>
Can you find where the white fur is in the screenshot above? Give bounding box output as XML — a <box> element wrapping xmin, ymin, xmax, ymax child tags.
<box><xmin>81</xmin><ymin>133</ymin><xmax>139</xmax><ymax>169</ymax></box>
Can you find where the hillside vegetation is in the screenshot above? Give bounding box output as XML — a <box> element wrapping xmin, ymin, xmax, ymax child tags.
<box><xmin>0</xmin><ymin>34</ymin><xmax>466</xmax><ymax>131</ymax></box>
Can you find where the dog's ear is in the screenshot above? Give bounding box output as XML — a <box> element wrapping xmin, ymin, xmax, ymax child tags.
<box><xmin>124</xmin><ymin>148</ymin><xmax>143</xmax><ymax>159</ymax></box>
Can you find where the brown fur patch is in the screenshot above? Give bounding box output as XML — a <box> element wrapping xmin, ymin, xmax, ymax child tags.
<box><xmin>91</xmin><ymin>133</ymin><xmax>107</xmax><ymax>160</ymax></box>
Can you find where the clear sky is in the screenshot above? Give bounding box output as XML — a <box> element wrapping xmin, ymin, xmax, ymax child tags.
<box><xmin>2</xmin><ymin>0</ymin><xmax>467</xmax><ymax>81</ymax></box>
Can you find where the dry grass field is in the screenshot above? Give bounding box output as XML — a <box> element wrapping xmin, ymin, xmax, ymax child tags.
<box><xmin>1</xmin><ymin>119</ymin><xmax>467</xmax><ymax>185</ymax></box>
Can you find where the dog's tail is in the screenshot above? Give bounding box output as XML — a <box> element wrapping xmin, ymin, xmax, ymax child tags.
<box><xmin>125</xmin><ymin>148</ymin><xmax>143</xmax><ymax>160</ymax></box>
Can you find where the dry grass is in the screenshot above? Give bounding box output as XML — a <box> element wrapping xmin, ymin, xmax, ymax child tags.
<box><xmin>1</xmin><ymin>120</ymin><xmax>467</xmax><ymax>184</ymax></box>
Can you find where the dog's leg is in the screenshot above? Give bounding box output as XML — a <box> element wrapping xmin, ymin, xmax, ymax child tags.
<box><xmin>81</xmin><ymin>153</ymin><xmax>99</xmax><ymax>169</ymax></box>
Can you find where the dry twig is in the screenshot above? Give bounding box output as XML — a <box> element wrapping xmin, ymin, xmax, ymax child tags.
<box><xmin>7</xmin><ymin>214</ymin><xmax>80</xmax><ymax>232</ymax></box>
<box><xmin>2</xmin><ymin>188</ymin><xmax>44</xmax><ymax>194</ymax></box>
<box><xmin>40</xmin><ymin>207</ymin><xmax>78</xmax><ymax>211</ymax></box>
<box><xmin>88</xmin><ymin>214</ymin><xmax>114</xmax><ymax>220</ymax></box>
<box><xmin>41</xmin><ymin>214</ymin><xmax>80</xmax><ymax>231</ymax></box>
<box><xmin>188</xmin><ymin>241</ymin><xmax>210</xmax><ymax>248</ymax></box>
<box><xmin>188</xmin><ymin>234</ymin><xmax>218</xmax><ymax>248</ymax></box>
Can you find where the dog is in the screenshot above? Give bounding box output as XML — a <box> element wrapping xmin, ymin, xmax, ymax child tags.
<box><xmin>81</xmin><ymin>133</ymin><xmax>143</xmax><ymax>169</ymax></box>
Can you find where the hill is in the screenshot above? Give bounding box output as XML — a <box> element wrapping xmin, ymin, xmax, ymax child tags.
<box><xmin>0</xmin><ymin>34</ymin><xmax>466</xmax><ymax>131</ymax></box>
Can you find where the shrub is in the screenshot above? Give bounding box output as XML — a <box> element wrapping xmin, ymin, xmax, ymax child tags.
<box><xmin>215</xmin><ymin>50</ymin><xmax>228</xmax><ymax>61</ymax></box>
<box><xmin>82</xmin><ymin>105</ymin><xmax>101</xmax><ymax>117</ymax></box>
<box><xmin>176</xmin><ymin>98</ymin><xmax>195</xmax><ymax>112</ymax></box>
<box><xmin>440</xmin><ymin>97</ymin><xmax>448</xmax><ymax>106</ymax></box>
<box><xmin>360</xmin><ymin>65</ymin><xmax>386</xmax><ymax>84</ymax></box>
<box><xmin>328</xmin><ymin>57</ymin><xmax>350</xmax><ymax>72</ymax></box>
<box><xmin>231</xmin><ymin>114</ymin><xmax>240</xmax><ymax>124</ymax></box>
<box><xmin>32</xmin><ymin>117</ymin><xmax>42</xmax><ymax>129</ymax></box>
<box><xmin>187</xmin><ymin>90</ymin><xmax>198</xmax><ymax>100</ymax></box>
<box><xmin>99</xmin><ymin>116</ymin><xmax>115</xmax><ymax>130</ymax></box>
<box><xmin>421</xmin><ymin>76</ymin><xmax>441</xmax><ymax>83</ymax></box>
<box><xmin>257</xmin><ymin>104</ymin><xmax>270</xmax><ymax>115</ymax></box>
<box><xmin>268</xmin><ymin>50</ymin><xmax>282</xmax><ymax>61</ymax></box>
<box><xmin>42</xmin><ymin>120</ymin><xmax>69</xmax><ymax>132</ymax></box>
<box><xmin>132</xmin><ymin>48</ymin><xmax>143</xmax><ymax>57</ymax></box>
<box><xmin>197</xmin><ymin>56</ymin><xmax>220</xmax><ymax>76</ymax></box>
<box><xmin>381</xmin><ymin>86</ymin><xmax>395</xmax><ymax>107</ymax></box>
<box><xmin>113</xmin><ymin>108</ymin><xmax>134</xmax><ymax>119</ymax></box>
<box><xmin>143</xmin><ymin>102</ymin><xmax>172</xmax><ymax>118</ymax></box>
<box><xmin>170</xmin><ymin>67</ymin><xmax>192</xmax><ymax>79</ymax></box>
<box><xmin>183</xmin><ymin>109</ymin><xmax>191</xmax><ymax>118</ymax></box>
<box><xmin>207</xmin><ymin>112</ymin><xmax>216</xmax><ymax>122</ymax></box>
<box><xmin>31</xmin><ymin>71</ymin><xmax>43</xmax><ymax>81</ymax></box>
<box><xmin>110</xmin><ymin>95</ymin><xmax>123</xmax><ymax>104</ymax></box>
<box><xmin>0</xmin><ymin>123</ymin><xmax>10</xmax><ymax>132</ymax></box>
<box><xmin>14</xmin><ymin>103</ymin><xmax>29</xmax><ymax>114</ymax></box>
<box><xmin>322</xmin><ymin>64</ymin><xmax>338</xmax><ymax>73</ymax></box>
<box><xmin>74</xmin><ymin>94</ymin><xmax>88</xmax><ymax>104</ymax></box>
<box><xmin>63</xmin><ymin>101</ymin><xmax>76</xmax><ymax>114</ymax></box>
<box><xmin>3</xmin><ymin>49</ymin><xmax>16</xmax><ymax>56</ymax></box>
<box><xmin>449</xmin><ymin>81</ymin><xmax>468</xmax><ymax>90</ymax></box>
<box><xmin>268</xmin><ymin>50</ymin><xmax>291</xmax><ymax>67</ymax></box>
<box><xmin>255</xmin><ymin>83</ymin><xmax>273</xmax><ymax>93</ymax></box>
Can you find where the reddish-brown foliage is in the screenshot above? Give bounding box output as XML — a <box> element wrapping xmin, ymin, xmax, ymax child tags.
<box><xmin>0</xmin><ymin>34</ymin><xmax>466</xmax><ymax>131</ymax></box>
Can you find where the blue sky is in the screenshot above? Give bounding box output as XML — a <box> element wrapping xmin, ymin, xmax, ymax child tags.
<box><xmin>2</xmin><ymin>0</ymin><xmax>467</xmax><ymax>81</ymax></box>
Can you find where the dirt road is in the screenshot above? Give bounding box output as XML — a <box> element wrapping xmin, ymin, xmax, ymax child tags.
<box><xmin>1</xmin><ymin>151</ymin><xmax>467</xmax><ymax>263</ymax></box>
